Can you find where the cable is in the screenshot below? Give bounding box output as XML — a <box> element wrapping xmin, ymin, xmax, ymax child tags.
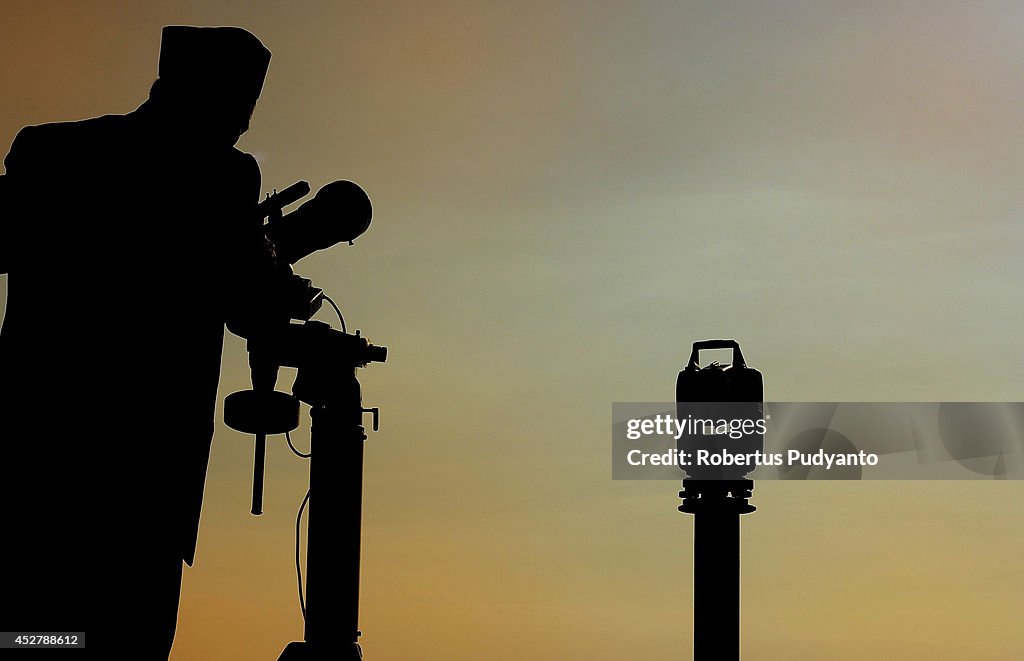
<box><xmin>322</xmin><ymin>294</ymin><xmax>347</xmax><ymax>333</ymax></box>
<box><xmin>296</xmin><ymin>489</ymin><xmax>310</xmax><ymax>620</ymax></box>
<box><xmin>285</xmin><ymin>430</ymin><xmax>311</xmax><ymax>458</ymax></box>
<box><xmin>291</xmin><ymin>292</ymin><xmax>341</xmax><ymax>621</ymax></box>
<box><xmin>286</xmin><ymin>431</ymin><xmax>310</xmax><ymax>618</ymax></box>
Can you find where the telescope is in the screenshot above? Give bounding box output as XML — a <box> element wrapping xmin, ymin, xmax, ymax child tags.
<box><xmin>224</xmin><ymin>179</ymin><xmax>387</xmax><ymax>660</ymax></box>
<box><xmin>259</xmin><ymin>179</ymin><xmax>372</xmax><ymax>265</ymax></box>
<box><xmin>226</xmin><ymin>180</ymin><xmax>374</xmax><ymax>326</ymax></box>
<box><xmin>229</xmin><ymin>179</ymin><xmax>379</xmax><ymax>515</ymax></box>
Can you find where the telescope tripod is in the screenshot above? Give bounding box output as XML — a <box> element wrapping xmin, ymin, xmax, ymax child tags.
<box><xmin>280</xmin><ymin>371</ymin><xmax>378</xmax><ymax>660</ymax></box>
<box><xmin>225</xmin><ymin>320</ymin><xmax>386</xmax><ymax>661</ymax></box>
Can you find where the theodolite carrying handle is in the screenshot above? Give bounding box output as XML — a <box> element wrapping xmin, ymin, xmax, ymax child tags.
<box><xmin>686</xmin><ymin>339</ymin><xmax>746</xmax><ymax>370</ymax></box>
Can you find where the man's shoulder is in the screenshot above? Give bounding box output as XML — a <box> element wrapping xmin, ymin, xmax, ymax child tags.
<box><xmin>5</xmin><ymin>115</ymin><xmax>128</xmax><ymax>171</ymax></box>
<box><xmin>13</xmin><ymin>114</ymin><xmax>127</xmax><ymax>146</ymax></box>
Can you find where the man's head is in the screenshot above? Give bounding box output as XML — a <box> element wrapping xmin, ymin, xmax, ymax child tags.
<box><xmin>150</xmin><ymin>26</ymin><xmax>271</xmax><ymax>147</ymax></box>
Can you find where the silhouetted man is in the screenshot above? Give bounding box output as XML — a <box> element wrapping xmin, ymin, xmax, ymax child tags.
<box><xmin>1</xmin><ymin>26</ymin><xmax>278</xmax><ymax>657</ymax></box>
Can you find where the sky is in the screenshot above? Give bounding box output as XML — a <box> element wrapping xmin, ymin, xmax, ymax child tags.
<box><xmin>1</xmin><ymin>1</ymin><xmax>1022</xmax><ymax>659</ymax></box>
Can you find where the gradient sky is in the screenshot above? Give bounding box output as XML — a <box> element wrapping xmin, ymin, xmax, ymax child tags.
<box><xmin>2</xmin><ymin>2</ymin><xmax>1022</xmax><ymax>660</ymax></box>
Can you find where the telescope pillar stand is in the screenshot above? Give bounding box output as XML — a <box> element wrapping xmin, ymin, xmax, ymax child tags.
<box><xmin>279</xmin><ymin>368</ymin><xmax>369</xmax><ymax>661</ymax></box>
<box><xmin>679</xmin><ymin>478</ymin><xmax>755</xmax><ymax>661</ymax></box>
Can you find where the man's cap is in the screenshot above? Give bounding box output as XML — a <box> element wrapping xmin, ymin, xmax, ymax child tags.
<box><xmin>158</xmin><ymin>26</ymin><xmax>271</xmax><ymax>105</ymax></box>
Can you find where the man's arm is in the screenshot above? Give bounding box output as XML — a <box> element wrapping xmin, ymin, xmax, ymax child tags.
<box><xmin>221</xmin><ymin>151</ymin><xmax>295</xmax><ymax>338</ymax></box>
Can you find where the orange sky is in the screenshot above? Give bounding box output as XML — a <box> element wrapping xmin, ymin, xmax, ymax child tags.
<box><xmin>2</xmin><ymin>2</ymin><xmax>1022</xmax><ymax>659</ymax></box>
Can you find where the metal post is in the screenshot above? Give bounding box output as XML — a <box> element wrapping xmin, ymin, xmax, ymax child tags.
<box><xmin>680</xmin><ymin>479</ymin><xmax>754</xmax><ymax>661</ymax></box>
<box><xmin>304</xmin><ymin>403</ymin><xmax>366</xmax><ymax>656</ymax></box>
<box><xmin>279</xmin><ymin>368</ymin><xmax>368</xmax><ymax>661</ymax></box>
